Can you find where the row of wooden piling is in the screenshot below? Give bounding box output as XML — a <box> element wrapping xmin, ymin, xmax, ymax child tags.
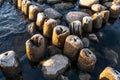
<box><xmin>0</xmin><ymin>0</ymin><xmax>119</xmax><ymax>80</ymax></box>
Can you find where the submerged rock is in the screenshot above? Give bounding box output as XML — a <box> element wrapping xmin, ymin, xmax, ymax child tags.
<box><xmin>0</xmin><ymin>51</ymin><xmax>21</xmax><ymax>78</ymax></box>
<box><xmin>88</xmin><ymin>33</ymin><xmax>99</xmax><ymax>43</ymax></box>
<box><xmin>28</xmin><ymin>22</ymin><xmax>37</xmax><ymax>35</ymax></box>
<box><xmin>48</xmin><ymin>45</ymin><xmax>62</xmax><ymax>56</ymax></box>
<box><xmin>99</xmin><ymin>67</ymin><xmax>120</xmax><ymax>80</ymax></box>
<box><xmin>44</xmin><ymin>8</ymin><xmax>62</xmax><ymax>19</ymax></box>
<box><xmin>54</xmin><ymin>2</ymin><xmax>74</xmax><ymax>10</ymax></box>
<box><xmin>82</xmin><ymin>37</ymin><xmax>90</xmax><ymax>48</ymax></box>
<box><xmin>79</xmin><ymin>73</ymin><xmax>91</xmax><ymax>80</ymax></box>
<box><xmin>57</xmin><ymin>75</ymin><xmax>69</xmax><ymax>80</ymax></box>
<box><xmin>79</xmin><ymin>0</ymin><xmax>99</xmax><ymax>7</ymax></box>
<box><xmin>42</xmin><ymin>54</ymin><xmax>69</xmax><ymax>78</ymax></box>
<box><xmin>65</xmin><ymin>11</ymin><xmax>89</xmax><ymax>24</ymax></box>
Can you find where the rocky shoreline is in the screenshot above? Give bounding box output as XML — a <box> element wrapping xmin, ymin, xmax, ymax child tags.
<box><xmin>0</xmin><ymin>0</ymin><xmax>120</xmax><ymax>80</ymax></box>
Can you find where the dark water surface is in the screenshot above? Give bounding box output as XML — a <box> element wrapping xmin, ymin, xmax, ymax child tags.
<box><xmin>0</xmin><ymin>0</ymin><xmax>120</xmax><ymax>80</ymax></box>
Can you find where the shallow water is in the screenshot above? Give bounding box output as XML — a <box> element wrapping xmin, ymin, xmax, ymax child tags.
<box><xmin>0</xmin><ymin>0</ymin><xmax>120</xmax><ymax>80</ymax></box>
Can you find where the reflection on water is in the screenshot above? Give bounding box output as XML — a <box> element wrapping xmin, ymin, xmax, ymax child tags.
<box><xmin>0</xmin><ymin>1</ymin><xmax>120</xmax><ymax>80</ymax></box>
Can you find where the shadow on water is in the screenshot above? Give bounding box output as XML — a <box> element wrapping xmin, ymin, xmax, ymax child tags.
<box><xmin>0</xmin><ymin>0</ymin><xmax>120</xmax><ymax>80</ymax></box>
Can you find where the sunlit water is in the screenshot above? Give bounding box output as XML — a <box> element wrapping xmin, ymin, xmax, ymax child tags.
<box><xmin>0</xmin><ymin>1</ymin><xmax>120</xmax><ymax>80</ymax></box>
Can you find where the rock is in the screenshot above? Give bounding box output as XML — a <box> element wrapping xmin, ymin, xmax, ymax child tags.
<box><xmin>64</xmin><ymin>35</ymin><xmax>83</xmax><ymax>60</ymax></box>
<box><xmin>57</xmin><ymin>75</ymin><xmax>69</xmax><ymax>80</ymax></box>
<box><xmin>82</xmin><ymin>16</ymin><xmax>93</xmax><ymax>33</ymax></box>
<box><xmin>103</xmin><ymin>48</ymin><xmax>118</xmax><ymax>66</ymax></box>
<box><xmin>65</xmin><ymin>11</ymin><xmax>89</xmax><ymax>24</ymax></box>
<box><xmin>91</xmin><ymin>4</ymin><xmax>107</xmax><ymax>12</ymax></box>
<box><xmin>79</xmin><ymin>0</ymin><xmax>99</xmax><ymax>7</ymax></box>
<box><xmin>44</xmin><ymin>8</ymin><xmax>62</xmax><ymax>19</ymax></box>
<box><xmin>37</xmin><ymin>0</ymin><xmax>44</xmax><ymax>4</ymax></box>
<box><xmin>47</xmin><ymin>0</ymin><xmax>61</xmax><ymax>4</ymax></box>
<box><xmin>77</xmin><ymin>48</ymin><xmax>96</xmax><ymax>72</ymax></box>
<box><xmin>104</xmin><ymin>2</ymin><xmax>112</xmax><ymax>8</ymax></box>
<box><xmin>27</xmin><ymin>22</ymin><xmax>37</xmax><ymax>35</ymax></box>
<box><xmin>92</xmin><ymin>13</ymin><xmax>102</xmax><ymax>29</ymax></box>
<box><xmin>54</xmin><ymin>2</ymin><xmax>74</xmax><ymax>10</ymax></box>
<box><xmin>110</xmin><ymin>4</ymin><xmax>120</xmax><ymax>18</ymax></box>
<box><xmin>48</xmin><ymin>45</ymin><xmax>62</xmax><ymax>56</ymax></box>
<box><xmin>26</xmin><ymin>34</ymin><xmax>45</xmax><ymax>62</ymax></box>
<box><xmin>43</xmin><ymin>18</ymin><xmax>57</xmax><ymax>38</ymax></box>
<box><xmin>0</xmin><ymin>51</ymin><xmax>21</xmax><ymax>78</ymax></box>
<box><xmin>82</xmin><ymin>37</ymin><xmax>90</xmax><ymax>48</ymax></box>
<box><xmin>42</xmin><ymin>54</ymin><xmax>69</xmax><ymax>78</ymax></box>
<box><xmin>69</xmin><ymin>20</ymin><xmax>82</xmax><ymax>37</ymax></box>
<box><xmin>99</xmin><ymin>67</ymin><xmax>120</xmax><ymax>80</ymax></box>
<box><xmin>100</xmin><ymin>10</ymin><xmax>110</xmax><ymax>23</ymax></box>
<box><xmin>80</xmin><ymin>9</ymin><xmax>94</xmax><ymax>16</ymax></box>
<box><xmin>12</xmin><ymin>0</ymin><xmax>17</xmax><ymax>6</ymax></box>
<box><xmin>88</xmin><ymin>33</ymin><xmax>99</xmax><ymax>43</ymax></box>
<box><xmin>113</xmin><ymin>0</ymin><xmax>120</xmax><ymax>5</ymax></box>
<box><xmin>52</xmin><ymin>25</ymin><xmax>70</xmax><ymax>48</ymax></box>
<box><xmin>79</xmin><ymin>73</ymin><xmax>91</xmax><ymax>80</ymax></box>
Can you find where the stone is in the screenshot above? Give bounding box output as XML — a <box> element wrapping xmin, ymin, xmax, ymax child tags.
<box><xmin>99</xmin><ymin>67</ymin><xmax>120</xmax><ymax>80</ymax></box>
<box><xmin>65</xmin><ymin>11</ymin><xmax>89</xmax><ymax>24</ymax></box>
<box><xmin>12</xmin><ymin>0</ymin><xmax>17</xmax><ymax>6</ymax></box>
<box><xmin>54</xmin><ymin>2</ymin><xmax>74</xmax><ymax>10</ymax></box>
<box><xmin>42</xmin><ymin>54</ymin><xmax>69</xmax><ymax>78</ymax></box>
<box><xmin>79</xmin><ymin>0</ymin><xmax>99</xmax><ymax>7</ymax></box>
<box><xmin>52</xmin><ymin>25</ymin><xmax>70</xmax><ymax>48</ymax></box>
<box><xmin>88</xmin><ymin>33</ymin><xmax>99</xmax><ymax>43</ymax></box>
<box><xmin>100</xmin><ymin>10</ymin><xmax>110</xmax><ymax>23</ymax></box>
<box><xmin>104</xmin><ymin>2</ymin><xmax>112</xmax><ymax>8</ymax></box>
<box><xmin>91</xmin><ymin>4</ymin><xmax>107</xmax><ymax>12</ymax></box>
<box><xmin>26</xmin><ymin>34</ymin><xmax>45</xmax><ymax>62</ymax></box>
<box><xmin>44</xmin><ymin>8</ymin><xmax>62</xmax><ymax>19</ymax></box>
<box><xmin>77</xmin><ymin>48</ymin><xmax>96</xmax><ymax>72</ymax></box>
<box><xmin>69</xmin><ymin>20</ymin><xmax>82</xmax><ymax>37</ymax></box>
<box><xmin>92</xmin><ymin>13</ymin><xmax>102</xmax><ymax>29</ymax></box>
<box><xmin>64</xmin><ymin>0</ymin><xmax>76</xmax><ymax>2</ymax></box>
<box><xmin>82</xmin><ymin>16</ymin><xmax>93</xmax><ymax>33</ymax></box>
<box><xmin>48</xmin><ymin>45</ymin><xmax>62</xmax><ymax>56</ymax></box>
<box><xmin>22</xmin><ymin>0</ymin><xmax>31</xmax><ymax>15</ymax></box>
<box><xmin>79</xmin><ymin>73</ymin><xmax>91</xmax><ymax>80</ymax></box>
<box><xmin>64</xmin><ymin>35</ymin><xmax>83</xmax><ymax>60</ymax></box>
<box><xmin>110</xmin><ymin>4</ymin><xmax>120</xmax><ymax>18</ymax></box>
<box><xmin>43</xmin><ymin>18</ymin><xmax>57</xmax><ymax>38</ymax></box>
<box><xmin>113</xmin><ymin>0</ymin><xmax>120</xmax><ymax>5</ymax></box>
<box><xmin>47</xmin><ymin>0</ymin><xmax>61</xmax><ymax>4</ymax></box>
<box><xmin>0</xmin><ymin>51</ymin><xmax>21</xmax><ymax>78</ymax></box>
<box><xmin>57</xmin><ymin>75</ymin><xmax>69</xmax><ymax>80</ymax></box>
<box><xmin>36</xmin><ymin>12</ymin><xmax>47</xmax><ymax>31</ymax></box>
<box><xmin>82</xmin><ymin>37</ymin><xmax>90</xmax><ymax>48</ymax></box>
<box><xmin>103</xmin><ymin>48</ymin><xmax>118</xmax><ymax>66</ymax></box>
<box><xmin>27</xmin><ymin>22</ymin><xmax>37</xmax><ymax>35</ymax></box>
<box><xmin>37</xmin><ymin>0</ymin><xmax>44</xmax><ymax>4</ymax></box>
